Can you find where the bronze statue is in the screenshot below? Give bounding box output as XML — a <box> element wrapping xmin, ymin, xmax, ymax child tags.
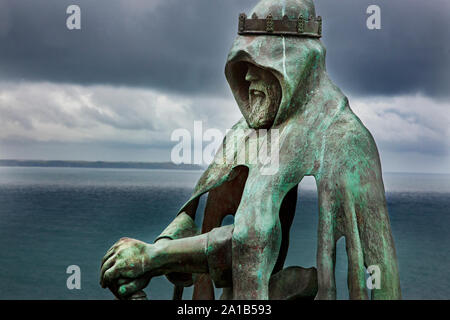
<box><xmin>100</xmin><ymin>0</ymin><xmax>401</xmax><ymax>300</ymax></box>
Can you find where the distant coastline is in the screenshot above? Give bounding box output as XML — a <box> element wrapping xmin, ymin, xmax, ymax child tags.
<box><xmin>0</xmin><ymin>159</ymin><xmax>203</xmax><ymax>171</ymax></box>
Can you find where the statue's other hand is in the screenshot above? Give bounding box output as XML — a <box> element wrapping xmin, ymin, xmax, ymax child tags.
<box><xmin>100</xmin><ymin>237</ymin><xmax>163</xmax><ymax>290</ymax></box>
<box><xmin>108</xmin><ymin>277</ymin><xmax>151</xmax><ymax>300</ymax></box>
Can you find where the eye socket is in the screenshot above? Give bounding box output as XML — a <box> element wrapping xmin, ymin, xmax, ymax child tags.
<box><xmin>228</xmin><ymin>61</ymin><xmax>251</xmax><ymax>109</ymax></box>
<box><xmin>245</xmin><ymin>65</ymin><xmax>261</xmax><ymax>82</ymax></box>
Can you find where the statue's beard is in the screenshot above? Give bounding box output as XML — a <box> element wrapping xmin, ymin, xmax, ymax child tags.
<box><xmin>247</xmin><ymin>81</ymin><xmax>280</xmax><ymax>129</ymax></box>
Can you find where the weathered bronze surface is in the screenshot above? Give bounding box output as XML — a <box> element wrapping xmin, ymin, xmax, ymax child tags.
<box><xmin>100</xmin><ymin>0</ymin><xmax>401</xmax><ymax>300</ymax></box>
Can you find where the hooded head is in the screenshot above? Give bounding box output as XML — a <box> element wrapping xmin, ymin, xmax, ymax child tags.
<box><xmin>225</xmin><ymin>0</ymin><xmax>327</xmax><ymax>128</ymax></box>
<box><xmin>180</xmin><ymin>0</ymin><xmax>350</xmax><ymax>213</ymax></box>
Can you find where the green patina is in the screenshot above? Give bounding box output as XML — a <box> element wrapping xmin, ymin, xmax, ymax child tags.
<box><xmin>100</xmin><ymin>0</ymin><xmax>401</xmax><ymax>301</ymax></box>
<box><xmin>175</xmin><ymin>0</ymin><xmax>400</xmax><ymax>300</ymax></box>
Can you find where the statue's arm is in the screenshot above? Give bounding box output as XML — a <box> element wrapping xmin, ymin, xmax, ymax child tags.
<box><xmin>100</xmin><ymin>224</ymin><xmax>234</xmax><ymax>298</ymax></box>
<box><xmin>152</xmin><ymin>196</ymin><xmax>201</xmax><ymax>287</ymax></box>
<box><xmin>329</xmin><ymin>126</ymin><xmax>401</xmax><ymax>299</ymax></box>
<box><xmin>154</xmin><ymin>197</ymin><xmax>200</xmax><ymax>242</ymax></box>
<box><xmin>154</xmin><ymin>213</ymin><xmax>233</xmax><ymax>289</ymax></box>
<box><xmin>340</xmin><ymin>162</ymin><xmax>401</xmax><ymax>299</ymax></box>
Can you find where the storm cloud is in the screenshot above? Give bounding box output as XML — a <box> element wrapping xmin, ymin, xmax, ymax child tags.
<box><xmin>0</xmin><ymin>0</ymin><xmax>448</xmax><ymax>97</ymax></box>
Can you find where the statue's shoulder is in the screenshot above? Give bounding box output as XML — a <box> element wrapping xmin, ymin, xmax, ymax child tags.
<box><xmin>324</xmin><ymin>99</ymin><xmax>380</xmax><ymax>160</ymax></box>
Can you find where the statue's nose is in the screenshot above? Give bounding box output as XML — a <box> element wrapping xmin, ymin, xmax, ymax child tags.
<box><xmin>245</xmin><ymin>67</ymin><xmax>259</xmax><ymax>82</ymax></box>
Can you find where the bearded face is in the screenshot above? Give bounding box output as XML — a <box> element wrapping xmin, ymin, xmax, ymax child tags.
<box><xmin>243</xmin><ymin>64</ymin><xmax>282</xmax><ymax>129</ymax></box>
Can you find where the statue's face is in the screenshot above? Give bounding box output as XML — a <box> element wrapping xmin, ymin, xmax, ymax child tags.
<box><xmin>243</xmin><ymin>64</ymin><xmax>281</xmax><ymax>129</ymax></box>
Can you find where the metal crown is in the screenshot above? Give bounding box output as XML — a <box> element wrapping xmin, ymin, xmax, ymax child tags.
<box><xmin>238</xmin><ymin>13</ymin><xmax>322</xmax><ymax>38</ymax></box>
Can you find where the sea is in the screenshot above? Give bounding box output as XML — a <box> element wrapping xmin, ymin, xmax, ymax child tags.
<box><xmin>0</xmin><ymin>167</ymin><xmax>448</xmax><ymax>300</ymax></box>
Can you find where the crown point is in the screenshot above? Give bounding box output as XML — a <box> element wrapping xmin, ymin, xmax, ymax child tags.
<box><xmin>266</xmin><ymin>14</ymin><xmax>274</xmax><ymax>32</ymax></box>
<box><xmin>251</xmin><ymin>13</ymin><xmax>258</xmax><ymax>19</ymax></box>
<box><xmin>282</xmin><ymin>15</ymin><xmax>289</xmax><ymax>21</ymax></box>
<box><xmin>318</xmin><ymin>16</ymin><xmax>322</xmax><ymax>36</ymax></box>
<box><xmin>297</xmin><ymin>15</ymin><xmax>305</xmax><ymax>33</ymax></box>
<box><xmin>239</xmin><ymin>13</ymin><xmax>246</xmax><ymax>32</ymax></box>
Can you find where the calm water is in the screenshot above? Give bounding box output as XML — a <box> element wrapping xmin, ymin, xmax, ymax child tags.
<box><xmin>0</xmin><ymin>167</ymin><xmax>448</xmax><ymax>300</ymax></box>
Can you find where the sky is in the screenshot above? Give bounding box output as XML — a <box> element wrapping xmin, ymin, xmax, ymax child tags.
<box><xmin>0</xmin><ymin>0</ymin><xmax>449</xmax><ymax>173</ymax></box>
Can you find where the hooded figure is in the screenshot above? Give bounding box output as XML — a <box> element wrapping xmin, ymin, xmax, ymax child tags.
<box><xmin>100</xmin><ymin>0</ymin><xmax>401</xmax><ymax>300</ymax></box>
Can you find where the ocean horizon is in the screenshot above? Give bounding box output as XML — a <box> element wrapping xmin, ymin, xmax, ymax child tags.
<box><xmin>0</xmin><ymin>166</ymin><xmax>448</xmax><ymax>300</ymax></box>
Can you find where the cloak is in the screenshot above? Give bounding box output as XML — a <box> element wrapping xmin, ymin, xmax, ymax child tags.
<box><xmin>160</xmin><ymin>0</ymin><xmax>401</xmax><ymax>300</ymax></box>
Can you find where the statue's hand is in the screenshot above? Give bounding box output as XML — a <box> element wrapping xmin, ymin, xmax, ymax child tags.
<box><xmin>107</xmin><ymin>277</ymin><xmax>151</xmax><ymax>300</ymax></box>
<box><xmin>100</xmin><ymin>237</ymin><xmax>164</xmax><ymax>298</ymax></box>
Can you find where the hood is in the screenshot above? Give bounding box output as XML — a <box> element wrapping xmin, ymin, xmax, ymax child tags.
<box><xmin>225</xmin><ymin>0</ymin><xmax>326</xmax><ymax>127</ymax></box>
<box><xmin>178</xmin><ymin>0</ymin><xmax>347</xmax><ymax>214</ymax></box>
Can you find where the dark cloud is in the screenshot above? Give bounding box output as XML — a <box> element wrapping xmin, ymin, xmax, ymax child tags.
<box><xmin>316</xmin><ymin>0</ymin><xmax>450</xmax><ymax>98</ymax></box>
<box><xmin>0</xmin><ymin>0</ymin><xmax>448</xmax><ymax>97</ymax></box>
<box><xmin>0</xmin><ymin>0</ymin><xmax>254</xmax><ymax>95</ymax></box>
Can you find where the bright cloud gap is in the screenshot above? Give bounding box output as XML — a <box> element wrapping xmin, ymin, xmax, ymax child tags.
<box><xmin>0</xmin><ymin>81</ymin><xmax>448</xmax><ymax>173</ymax></box>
